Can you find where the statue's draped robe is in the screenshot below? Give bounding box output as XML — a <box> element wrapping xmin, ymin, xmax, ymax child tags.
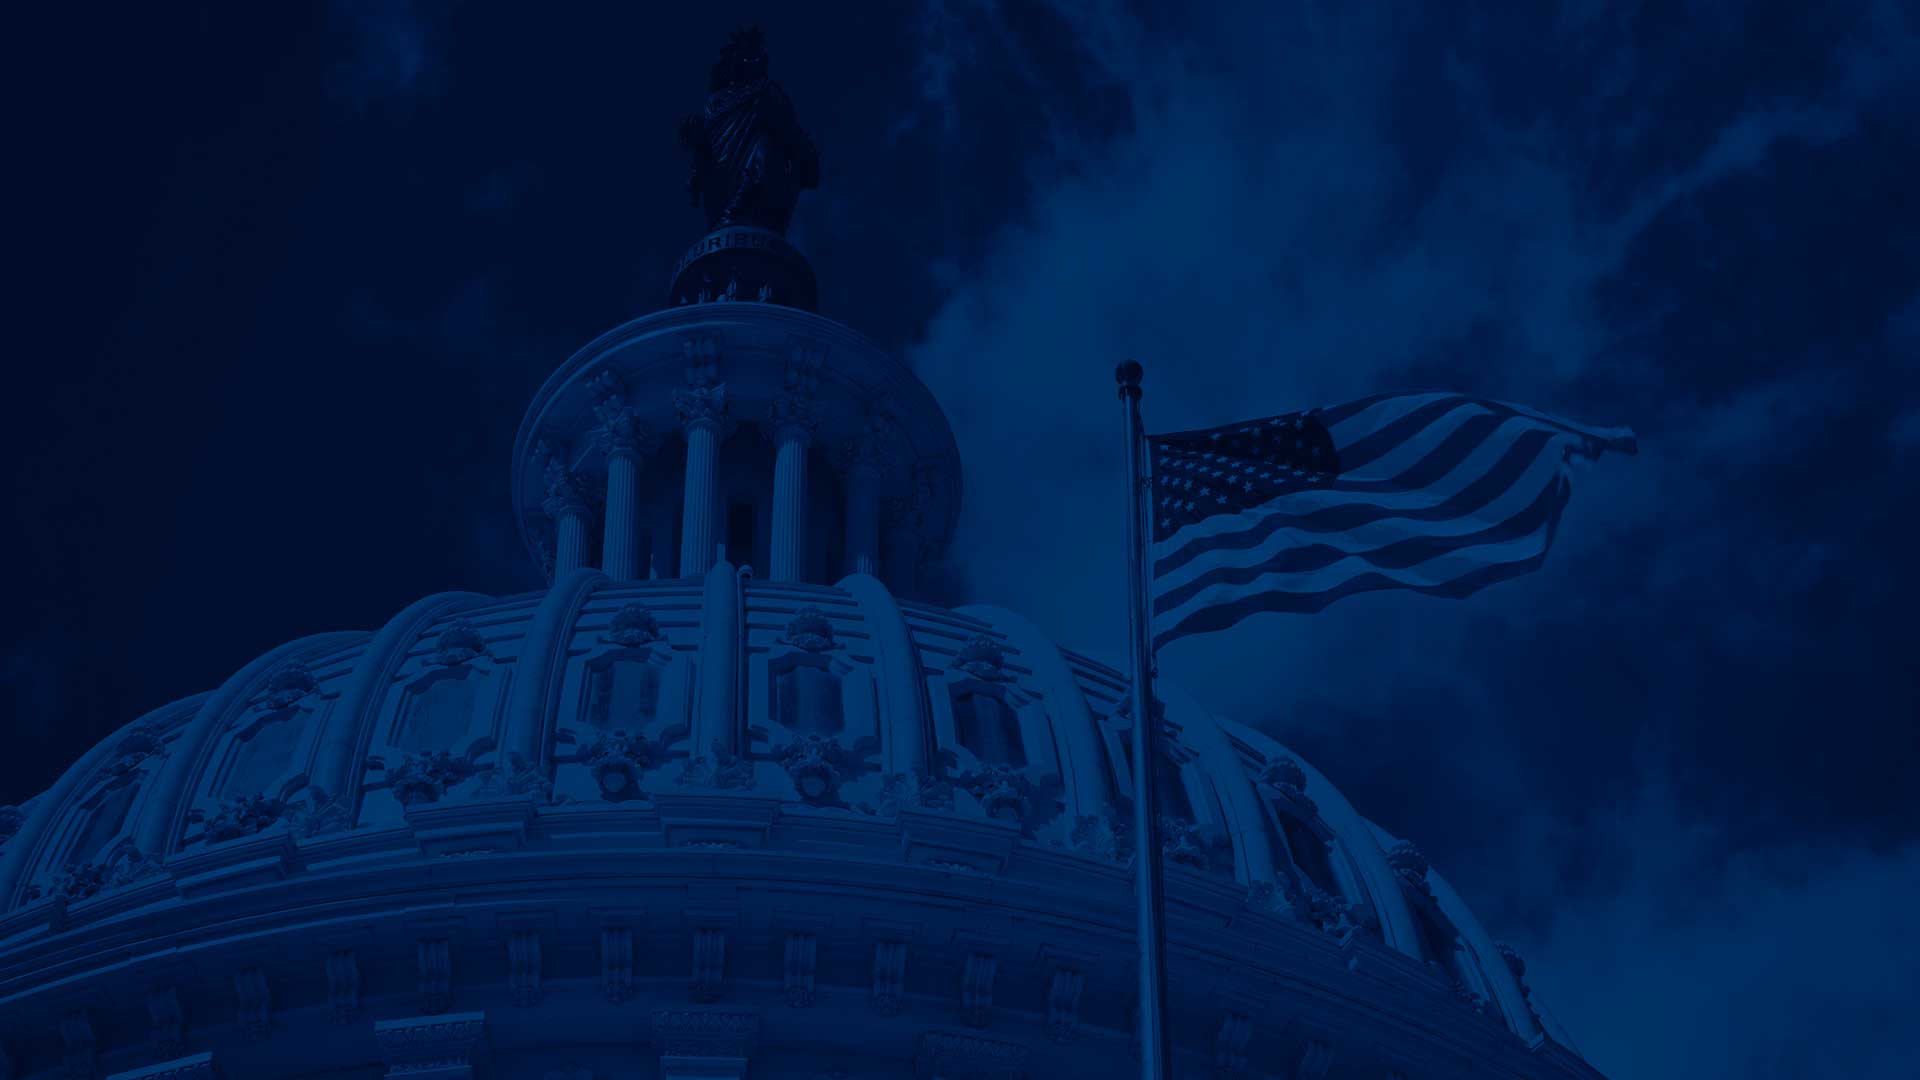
<box><xmin>692</xmin><ymin>79</ymin><xmax>819</xmax><ymax>233</ymax></box>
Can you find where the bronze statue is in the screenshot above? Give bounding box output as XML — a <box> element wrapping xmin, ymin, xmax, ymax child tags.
<box><xmin>679</xmin><ymin>26</ymin><xmax>820</xmax><ymax>235</ymax></box>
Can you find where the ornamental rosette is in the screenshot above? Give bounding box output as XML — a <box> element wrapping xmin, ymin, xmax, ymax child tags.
<box><xmin>1386</xmin><ymin>840</ymin><xmax>1434</xmax><ymax>898</ymax></box>
<box><xmin>604</xmin><ymin>602</ymin><xmax>664</xmax><ymax>647</ymax></box>
<box><xmin>1254</xmin><ymin>755</ymin><xmax>1317</xmax><ymax>815</ymax></box>
<box><xmin>428</xmin><ymin>619</ymin><xmax>490</xmax><ymax>667</ymax></box>
<box><xmin>103</xmin><ymin>719</ymin><xmax>169</xmax><ymax>780</ymax></box>
<box><xmin>257</xmin><ymin>661</ymin><xmax>320</xmax><ymax>711</ymax></box>
<box><xmin>780</xmin><ymin>606</ymin><xmax>837</xmax><ymax>652</ymax></box>
<box><xmin>952</xmin><ymin>635</ymin><xmax>1009</xmax><ymax>680</ymax></box>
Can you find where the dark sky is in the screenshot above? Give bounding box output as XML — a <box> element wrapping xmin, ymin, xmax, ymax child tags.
<box><xmin>7</xmin><ymin>3</ymin><xmax>1918</xmax><ymax>1076</ymax></box>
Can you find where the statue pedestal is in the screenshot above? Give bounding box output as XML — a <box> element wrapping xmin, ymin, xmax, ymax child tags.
<box><xmin>669</xmin><ymin>226</ymin><xmax>818</xmax><ymax>311</ymax></box>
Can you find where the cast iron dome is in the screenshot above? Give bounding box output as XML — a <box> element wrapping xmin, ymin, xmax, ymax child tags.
<box><xmin>0</xmin><ymin>29</ymin><xmax>1605</xmax><ymax>1080</ymax></box>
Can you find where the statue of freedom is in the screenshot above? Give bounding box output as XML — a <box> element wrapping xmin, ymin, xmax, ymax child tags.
<box><xmin>679</xmin><ymin>26</ymin><xmax>820</xmax><ymax>236</ymax></box>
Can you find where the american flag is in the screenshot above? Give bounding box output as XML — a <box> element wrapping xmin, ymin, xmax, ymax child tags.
<box><xmin>1148</xmin><ymin>392</ymin><xmax>1636</xmax><ymax>649</ymax></box>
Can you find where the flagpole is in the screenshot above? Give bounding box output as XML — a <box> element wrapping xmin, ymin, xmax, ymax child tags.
<box><xmin>1116</xmin><ymin>360</ymin><xmax>1175</xmax><ymax>1080</ymax></box>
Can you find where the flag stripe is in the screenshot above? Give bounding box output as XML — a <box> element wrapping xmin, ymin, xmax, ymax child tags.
<box><xmin>1153</xmin><ymin>425</ymin><xmax>1560</xmax><ymax>579</ymax></box>
<box><xmin>1153</xmin><ymin>438</ymin><xmax>1566</xmax><ymax>595</ymax></box>
<box><xmin>1150</xmin><ymin>545</ymin><xmax>1554</xmax><ymax>650</ymax></box>
<box><xmin>1154</xmin><ymin>476</ymin><xmax>1569</xmax><ymax>618</ymax></box>
<box><xmin>1145</xmin><ymin>390</ymin><xmax>1631</xmax><ymax>648</ymax></box>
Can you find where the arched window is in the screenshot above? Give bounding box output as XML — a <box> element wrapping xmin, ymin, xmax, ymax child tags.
<box><xmin>1279</xmin><ymin>816</ymin><xmax>1338</xmax><ymax>895</ymax></box>
<box><xmin>588</xmin><ymin>662</ymin><xmax>662</xmax><ymax>734</ymax></box>
<box><xmin>775</xmin><ymin>661</ymin><xmax>844</xmax><ymax>735</ymax></box>
<box><xmin>1118</xmin><ymin>736</ymin><xmax>1194</xmax><ymax>820</ymax></box>
<box><xmin>952</xmin><ymin>688</ymin><xmax>1026</xmax><ymax>767</ymax></box>
<box><xmin>68</xmin><ymin>783</ymin><xmax>138</xmax><ymax>867</ymax></box>
<box><xmin>221</xmin><ymin>716</ymin><xmax>305</xmax><ymax>798</ymax></box>
<box><xmin>396</xmin><ymin>669</ymin><xmax>482</xmax><ymax>751</ymax></box>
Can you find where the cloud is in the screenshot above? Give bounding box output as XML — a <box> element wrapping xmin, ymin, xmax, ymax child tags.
<box><xmin>899</xmin><ymin>0</ymin><xmax>1920</xmax><ymax>1070</ymax></box>
<box><xmin>325</xmin><ymin>0</ymin><xmax>440</xmax><ymax>110</ymax></box>
<box><xmin>1522</xmin><ymin>775</ymin><xmax>1920</xmax><ymax>1079</ymax></box>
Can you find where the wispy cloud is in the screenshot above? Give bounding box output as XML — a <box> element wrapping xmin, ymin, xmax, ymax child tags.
<box><xmin>325</xmin><ymin>0</ymin><xmax>441</xmax><ymax>111</ymax></box>
<box><xmin>900</xmin><ymin>2</ymin><xmax>1920</xmax><ymax>1073</ymax></box>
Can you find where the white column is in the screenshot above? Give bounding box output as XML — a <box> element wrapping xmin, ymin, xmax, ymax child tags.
<box><xmin>767</xmin><ymin>386</ymin><xmax>817</xmax><ymax>582</ymax></box>
<box><xmin>541</xmin><ymin>445</ymin><xmax>595</xmax><ymax>578</ymax></box>
<box><xmin>594</xmin><ymin>386</ymin><xmax>652</xmax><ymax>581</ymax></box>
<box><xmin>602</xmin><ymin>449</ymin><xmax>642</xmax><ymax>579</ymax></box>
<box><xmin>679</xmin><ymin>417</ymin><xmax>722</xmax><ymax>577</ymax></box>
<box><xmin>650</xmin><ymin>500</ymin><xmax>676</xmax><ymax>578</ymax></box>
<box><xmin>769</xmin><ymin>428</ymin><xmax>809</xmax><ymax>580</ymax></box>
<box><xmin>845</xmin><ymin>462</ymin><xmax>881</xmax><ymax>576</ymax></box>
<box><xmin>675</xmin><ymin>340</ymin><xmax>730</xmax><ymax>577</ymax></box>
<box><xmin>837</xmin><ymin>418</ymin><xmax>888</xmax><ymax>577</ymax></box>
<box><xmin>768</xmin><ymin>342</ymin><xmax>821</xmax><ymax>582</ymax></box>
<box><xmin>882</xmin><ymin>463</ymin><xmax>929</xmax><ymax>591</ymax></box>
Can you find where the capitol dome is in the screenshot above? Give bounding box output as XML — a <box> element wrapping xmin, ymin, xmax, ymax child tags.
<box><xmin>0</xmin><ymin>31</ymin><xmax>1603</xmax><ymax>1080</ymax></box>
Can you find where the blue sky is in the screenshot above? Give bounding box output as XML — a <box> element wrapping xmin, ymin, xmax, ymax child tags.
<box><xmin>6</xmin><ymin>3</ymin><xmax>1917</xmax><ymax>1076</ymax></box>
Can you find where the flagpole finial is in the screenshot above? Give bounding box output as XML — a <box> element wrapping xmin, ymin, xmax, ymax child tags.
<box><xmin>1116</xmin><ymin>359</ymin><xmax>1143</xmax><ymax>399</ymax></box>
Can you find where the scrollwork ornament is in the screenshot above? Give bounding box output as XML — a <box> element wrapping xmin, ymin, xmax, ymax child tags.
<box><xmin>1160</xmin><ymin>815</ymin><xmax>1210</xmax><ymax>869</ymax></box>
<box><xmin>584</xmin><ymin>731</ymin><xmax>660</xmax><ymax>800</ymax></box>
<box><xmin>384</xmin><ymin>746</ymin><xmax>488</xmax><ymax>807</ymax></box>
<box><xmin>866</xmin><ymin>769</ymin><xmax>954</xmax><ymax>815</ymax></box>
<box><xmin>775</xmin><ymin>733</ymin><xmax>862</xmax><ymax>805</ymax></box>
<box><xmin>196</xmin><ymin>793</ymin><xmax>287</xmax><ymax>843</ymax></box>
<box><xmin>1068</xmin><ymin>809</ymin><xmax>1132</xmax><ymax>862</ymax></box>
<box><xmin>677</xmin><ymin>739</ymin><xmax>754</xmax><ymax>789</ymax></box>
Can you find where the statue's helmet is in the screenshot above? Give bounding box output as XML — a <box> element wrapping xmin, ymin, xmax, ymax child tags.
<box><xmin>709</xmin><ymin>25</ymin><xmax>770</xmax><ymax>91</ymax></box>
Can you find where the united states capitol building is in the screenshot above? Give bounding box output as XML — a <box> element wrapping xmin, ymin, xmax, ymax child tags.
<box><xmin>0</xmin><ymin>31</ymin><xmax>1607</xmax><ymax>1080</ymax></box>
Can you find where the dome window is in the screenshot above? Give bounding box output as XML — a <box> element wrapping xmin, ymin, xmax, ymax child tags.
<box><xmin>951</xmin><ymin>688</ymin><xmax>1026</xmax><ymax>768</ymax></box>
<box><xmin>588</xmin><ymin>663</ymin><xmax>662</xmax><ymax>733</ymax></box>
<box><xmin>774</xmin><ymin>659</ymin><xmax>845</xmax><ymax>736</ymax></box>
<box><xmin>66</xmin><ymin>782</ymin><xmax>138</xmax><ymax>868</ymax></box>
<box><xmin>220</xmin><ymin>716</ymin><xmax>305</xmax><ymax>799</ymax></box>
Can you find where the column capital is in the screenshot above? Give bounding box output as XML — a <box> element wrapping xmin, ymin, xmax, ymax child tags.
<box><xmin>766</xmin><ymin>339</ymin><xmax>825</xmax><ymax>445</ymax></box>
<box><xmin>591</xmin><ymin>372</ymin><xmax>658</xmax><ymax>460</ymax></box>
<box><xmin>594</xmin><ymin>402</ymin><xmax>657</xmax><ymax>460</ymax></box>
<box><xmin>675</xmin><ymin>383</ymin><xmax>734</xmax><ymax>436</ymax></box>
<box><xmin>537</xmin><ymin>442</ymin><xmax>596</xmax><ymax>524</ymax></box>
<box><xmin>834</xmin><ymin>412</ymin><xmax>897</xmax><ymax>478</ymax></box>
<box><xmin>766</xmin><ymin>392</ymin><xmax>820</xmax><ymax>446</ymax></box>
<box><xmin>673</xmin><ymin>337</ymin><xmax>734</xmax><ymax>436</ymax></box>
<box><xmin>884</xmin><ymin>461</ymin><xmax>937</xmax><ymax>534</ymax></box>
